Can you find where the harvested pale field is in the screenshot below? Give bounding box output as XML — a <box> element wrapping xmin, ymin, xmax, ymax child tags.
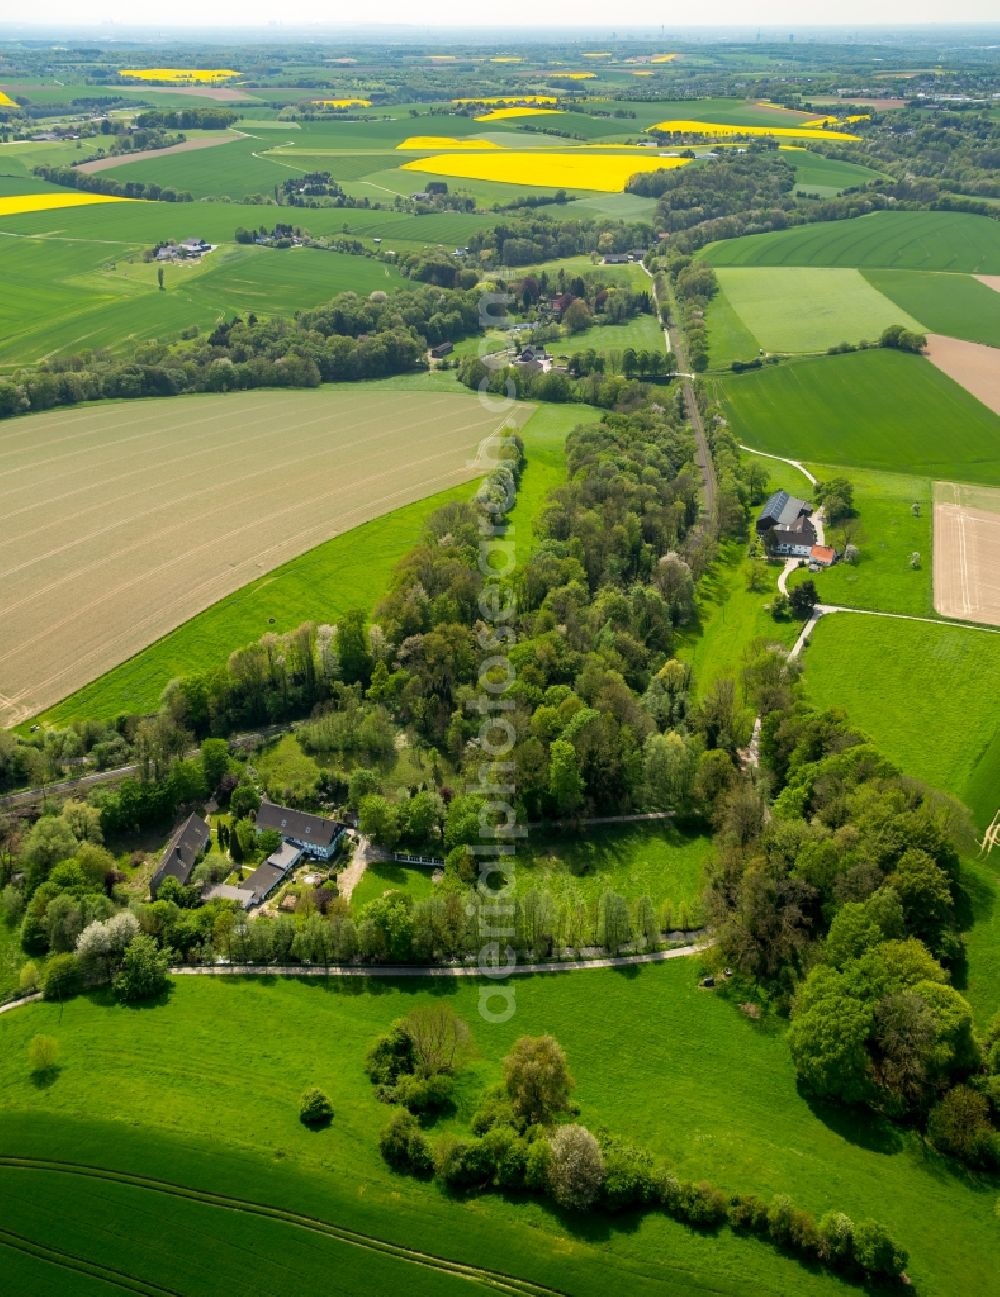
<box><xmin>119</xmin><ymin>85</ymin><xmax>258</xmax><ymax>101</ymax></box>
<box><xmin>76</xmin><ymin>132</ymin><xmax>242</xmax><ymax>173</ymax></box>
<box><xmin>924</xmin><ymin>333</ymin><xmax>1000</xmax><ymax>416</ymax></box>
<box><xmin>977</xmin><ymin>276</ymin><xmax>1000</xmax><ymax>294</ymax></box>
<box><xmin>934</xmin><ymin>482</ymin><xmax>1000</xmax><ymax>626</ymax></box>
<box><xmin>0</xmin><ymin>388</ymin><xmax>519</xmax><ymax>725</ymax></box>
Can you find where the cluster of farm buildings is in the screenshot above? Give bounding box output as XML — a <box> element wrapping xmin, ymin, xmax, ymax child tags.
<box><xmin>150</xmin><ymin>800</ymin><xmax>345</xmax><ymax>909</ymax></box>
<box><xmin>756</xmin><ymin>490</ymin><xmax>837</xmax><ymax>567</ymax></box>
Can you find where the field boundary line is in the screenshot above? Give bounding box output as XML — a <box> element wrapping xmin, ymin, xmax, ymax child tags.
<box><xmin>0</xmin><ymin>1157</ymin><xmax>567</xmax><ymax>1297</ymax></box>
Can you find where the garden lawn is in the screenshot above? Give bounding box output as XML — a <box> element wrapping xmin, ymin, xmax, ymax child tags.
<box><xmin>715</xmin><ymin>350</ymin><xmax>1000</xmax><ymax>481</ymax></box>
<box><xmin>702</xmin><ymin>210</ymin><xmax>1000</xmax><ymax>274</ymax></box>
<box><xmin>800</xmin><ymin>611</ymin><xmax>1000</xmax><ymax>826</ymax></box>
<box><xmin>513</xmin><ymin>823</ymin><xmax>712</xmax><ymax>925</ymax></box>
<box><xmin>351</xmin><ymin>861</ymin><xmax>439</xmax><ymax>911</ymax></box>
<box><xmin>713</xmin><ymin>268</ymin><xmax>922</xmax><ymax>354</ymax></box>
<box><xmin>786</xmin><ymin>467</ymin><xmax>933</xmax><ymax>615</ymax></box>
<box><xmin>863</xmin><ymin>269</ymin><xmax>1000</xmax><ymax>349</ymax></box>
<box><xmin>0</xmin><ymin>968</ymin><xmax>997</xmax><ymax>1297</ymax></box>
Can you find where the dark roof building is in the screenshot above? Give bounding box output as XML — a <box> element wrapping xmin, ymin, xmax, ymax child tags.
<box><xmin>240</xmin><ymin>861</ymin><xmax>288</xmax><ymax>906</ymax></box>
<box><xmin>255</xmin><ymin>801</ymin><xmax>343</xmax><ymax>858</ymax></box>
<box><xmin>202</xmin><ymin>882</ymin><xmax>255</xmax><ymax>909</ymax></box>
<box><xmin>429</xmin><ymin>341</ymin><xmax>453</xmax><ymax>359</ymax></box>
<box><xmin>756</xmin><ymin>490</ymin><xmax>810</xmax><ymax>533</ymax></box>
<box><xmin>150</xmin><ymin>813</ymin><xmax>210</xmax><ymax>897</ymax></box>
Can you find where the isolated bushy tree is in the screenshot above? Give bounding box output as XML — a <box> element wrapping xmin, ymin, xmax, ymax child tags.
<box><xmin>299</xmin><ymin>1088</ymin><xmax>334</xmax><ymax>1127</ymax></box>
<box><xmin>503</xmin><ymin>1035</ymin><xmax>575</xmax><ymax>1125</ymax></box>
<box><xmin>28</xmin><ymin>1034</ymin><xmax>59</xmax><ymax>1074</ymax></box>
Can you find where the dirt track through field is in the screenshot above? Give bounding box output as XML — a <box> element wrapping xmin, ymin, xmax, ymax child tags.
<box><xmin>0</xmin><ymin>389</ymin><xmax>519</xmax><ymax>726</ymax></box>
<box><xmin>924</xmin><ymin>333</ymin><xmax>1000</xmax><ymax>416</ymax></box>
<box><xmin>934</xmin><ymin>482</ymin><xmax>1000</xmax><ymax>626</ymax></box>
<box><xmin>76</xmin><ymin>133</ymin><xmax>242</xmax><ymax>173</ymax></box>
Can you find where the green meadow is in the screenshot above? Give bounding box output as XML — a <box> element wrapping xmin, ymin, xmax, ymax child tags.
<box><xmin>784</xmin><ymin>149</ymin><xmax>885</xmax><ymax>198</ymax></box>
<box><xmin>863</xmin><ymin>269</ymin><xmax>1000</xmax><ymax>348</ymax></box>
<box><xmin>1</xmin><ymin>967</ymin><xmax>997</xmax><ymax>1297</ymax></box>
<box><xmin>703</xmin><ymin>210</ymin><xmax>1000</xmax><ymax>274</ymax></box>
<box><xmin>0</xmin><ymin>239</ymin><xmax>402</xmax><ymax>369</ymax></box>
<box><xmin>801</xmin><ymin>612</ymin><xmax>1000</xmax><ymax>826</ymax></box>
<box><xmin>713</xmin><ymin>267</ymin><xmax>923</xmax><ymax>355</ymax></box>
<box><xmin>785</xmin><ymin>466</ymin><xmax>934</xmax><ymax>616</ymax></box>
<box><xmin>677</xmin><ymin>539</ymin><xmax>799</xmax><ymax>702</ymax></box>
<box><xmin>553</xmin><ymin>312</ymin><xmax>665</xmax><ymax>357</ymax></box>
<box><xmin>715</xmin><ymin>350</ymin><xmax>1000</xmax><ymax>480</ymax></box>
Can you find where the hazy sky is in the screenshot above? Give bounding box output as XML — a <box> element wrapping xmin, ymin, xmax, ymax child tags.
<box><xmin>5</xmin><ymin>3</ymin><xmax>1000</xmax><ymax>30</ymax></box>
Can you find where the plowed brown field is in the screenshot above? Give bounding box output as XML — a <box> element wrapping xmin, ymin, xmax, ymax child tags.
<box><xmin>0</xmin><ymin>387</ymin><xmax>516</xmax><ymax>725</ymax></box>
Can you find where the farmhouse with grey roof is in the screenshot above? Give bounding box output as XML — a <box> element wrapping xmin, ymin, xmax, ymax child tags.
<box><xmin>756</xmin><ymin>490</ymin><xmax>818</xmax><ymax>558</ymax></box>
<box><xmin>150</xmin><ymin>812</ymin><xmax>210</xmax><ymax>897</ymax></box>
<box><xmin>255</xmin><ymin>801</ymin><xmax>343</xmax><ymax>860</ymax></box>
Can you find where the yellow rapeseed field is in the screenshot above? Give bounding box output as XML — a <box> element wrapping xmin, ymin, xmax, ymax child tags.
<box><xmin>119</xmin><ymin>68</ymin><xmax>239</xmax><ymax>82</ymax></box>
<box><xmin>646</xmin><ymin>118</ymin><xmax>862</xmax><ymax>142</ymax></box>
<box><xmin>401</xmin><ymin>151</ymin><xmax>689</xmax><ymax>193</ymax></box>
<box><xmin>489</xmin><ymin>57</ymin><xmax>523</xmax><ymax>63</ymax></box>
<box><xmin>0</xmin><ymin>90</ymin><xmax>16</xmax><ymax>107</ymax></box>
<box><xmin>0</xmin><ymin>193</ymin><xmax>134</xmax><ymax>218</ymax></box>
<box><xmin>630</xmin><ymin>72</ymin><xmax>655</xmax><ymax>77</ymax></box>
<box><xmin>474</xmin><ymin>107</ymin><xmax>562</xmax><ymax>121</ymax></box>
<box><xmin>453</xmin><ymin>96</ymin><xmax>557</xmax><ymax>105</ymax></box>
<box><xmin>397</xmin><ymin>136</ymin><xmax>501</xmax><ymax>150</ymax></box>
<box><xmin>651</xmin><ymin>54</ymin><xmax>678</xmax><ymax>63</ymax></box>
<box><xmin>556</xmin><ymin>72</ymin><xmax>597</xmax><ymax>80</ymax></box>
<box><xmin>313</xmin><ymin>98</ymin><xmax>372</xmax><ymax>107</ymax></box>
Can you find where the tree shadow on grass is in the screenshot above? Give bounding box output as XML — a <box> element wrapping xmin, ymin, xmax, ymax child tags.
<box><xmin>29</xmin><ymin>1065</ymin><xmax>62</xmax><ymax>1091</ymax></box>
<box><xmin>800</xmin><ymin>1090</ymin><xmax>903</xmax><ymax>1156</ymax></box>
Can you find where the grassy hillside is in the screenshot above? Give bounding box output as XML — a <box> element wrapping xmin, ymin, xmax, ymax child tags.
<box><xmin>785</xmin><ymin>150</ymin><xmax>885</xmax><ymax>198</ymax></box>
<box><xmin>1</xmin><ymin>968</ymin><xmax>997</xmax><ymax>1297</ymax></box>
<box><xmin>713</xmin><ymin>267</ymin><xmax>922</xmax><ymax>354</ymax></box>
<box><xmin>715</xmin><ymin>350</ymin><xmax>1000</xmax><ymax>480</ymax></box>
<box><xmin>863</xmin><ymin>269</ymin><xmax>1000</xmax><ymax>348</ymax></box>
<box><xmin>800</xmin><ymin>611</ymin><xmax>1000</xmax><ymax>825</ymax></box>
<box><xmin>0</xmin><ymin>239</ymin><xmax>402</xmax><ymax>368</ymax></box>
<box><xmin>702</xmin><ymin>211</ymin><xmax>1000</xmax><ymax>274</ymax></box>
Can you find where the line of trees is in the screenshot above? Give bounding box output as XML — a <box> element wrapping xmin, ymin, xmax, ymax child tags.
<box><xmin>375</xmin><ymin>1021</ymin><xmax>910</xmax><ymax>1287</ymax></box>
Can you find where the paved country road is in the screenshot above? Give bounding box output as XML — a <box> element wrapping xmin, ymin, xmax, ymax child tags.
<box><xmin>169</xmin><ymin>942</ymin><xmax>712</xmax><ymax>980</ymax></box>
<box><xmin>0</xmin><ymin>945</ymin><xmax>712</xmax><ymax>1015</ymax></box>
